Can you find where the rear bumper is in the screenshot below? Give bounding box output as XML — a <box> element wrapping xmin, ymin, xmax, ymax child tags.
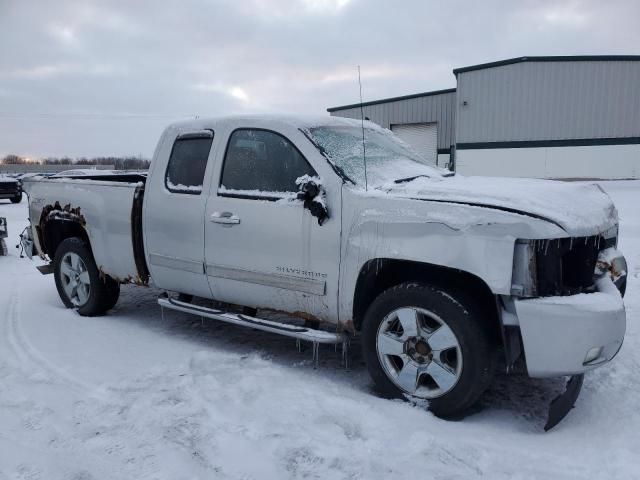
<box><xmin>515</xmin><ymin>276</ymin><xmax>626</xmax><ymax>378</ymax></box>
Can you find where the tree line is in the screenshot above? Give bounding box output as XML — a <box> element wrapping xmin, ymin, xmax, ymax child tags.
<box><xmin>1</xmin><ymin>154</ymin><xmax>151</xmax><ymax>170</ymax></box>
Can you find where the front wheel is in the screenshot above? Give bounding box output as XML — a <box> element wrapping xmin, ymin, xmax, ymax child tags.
<box><xmin>361</xmin><ymin>282</ymin><xmax>495</xmax><ymax>418</ymax></box>
<box><xmin>53</xmin><ymin>237</ymin><xmax>119</xmax><ymax>316</ymax></box>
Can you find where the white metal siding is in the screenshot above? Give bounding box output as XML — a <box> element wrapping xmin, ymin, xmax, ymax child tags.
<box><xmin>456</xmin><ymin>144</ymin><xmax>639</xmax><ymax>179</ymax></box>
<box><xmin>456</xmin><ymin>60</ymin><xmax>640</xmax><ymax>143</ymax></box>
<box><xmin>391</xmin><ymin>123</ymin><xmax>438</xmax><ymax>166</ymax></box>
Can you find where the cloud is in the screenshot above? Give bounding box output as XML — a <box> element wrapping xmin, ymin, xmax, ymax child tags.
<box><xmin>48</xmin><ymin>24</ymin><xmax>77</xmax><ymax>44</ymax></box>
<box><xmin>1</xmin><ymin>63</ymin><xmax>123</xmax><ymax>80</ymax></box>
<box><xmin>2</xmin><ymin>64</ymin><xmax>72</xmax><ymax>79</ymax></box>
<box><xmin>193</xmin><ymin>83</ymin><xmax>250</xmax><ymax>103</ymax></box>
<box><xmin>0</xmin><ymin>0</ymin><xmax>637</xmax><ymax>158</ymax></box>
<box><xmin>301</xmin><ymin>0</ymin><xmax>352</xmax><ymax>13</ymax></box>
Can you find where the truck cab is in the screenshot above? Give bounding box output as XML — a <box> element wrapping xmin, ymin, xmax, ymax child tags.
<box><xmin>143</xmin><ymin>117</ymin><xmax>344</xmax><ymax>323</ymax></box>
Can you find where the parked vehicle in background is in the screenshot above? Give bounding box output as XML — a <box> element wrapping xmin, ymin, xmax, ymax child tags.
<box><xmin>50</xmin><ymin>169</ymin><xmax>148</xmax><ymax>178</ymax></box>
<box><xmin>0</xmin><ymin>175</ymin><xmax>22</xmax><ymax>203</ymax></box>
<box><xmin>20</xmin><ymin>115</ymin><xmax>627</xmax><ymax>429</ymax></box>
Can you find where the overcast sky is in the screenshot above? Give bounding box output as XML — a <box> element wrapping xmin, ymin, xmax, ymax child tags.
<box><xmin>0</xmin><ymin>0</ymin><xmax>638</xmax><ymax>159</ymax></box>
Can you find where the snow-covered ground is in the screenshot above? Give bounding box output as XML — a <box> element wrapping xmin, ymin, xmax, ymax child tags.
<box><xmin>0</xmin><ymin>181</ymin><xmax>638</xmax><ymax>480</ymax></box>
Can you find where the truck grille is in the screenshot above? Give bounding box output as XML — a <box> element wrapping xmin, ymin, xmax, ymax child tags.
<box><xmin>0</xmin><ymin>183</ymin><xmax>19</xmax><ymax>194</ymax></box>
<box><xmin>535</xmin><ymin>235</ymin><xmax>611</xmax><ymax>296</ymax></box>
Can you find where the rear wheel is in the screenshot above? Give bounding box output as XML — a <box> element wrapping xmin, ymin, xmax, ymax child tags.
<box><xmin>103</xmin><ymin>279</ymin><xmax>121</xmax><ymax>311</ymax></box>
<box><xmin>53</xmin><ymin>237</ymin><xmax>119</xmax><ymax>316</ymax></box>
<box><xmin>361</xmin><ymin>282</ymin><xmax>495</xmax><ymax>418</ymax></box>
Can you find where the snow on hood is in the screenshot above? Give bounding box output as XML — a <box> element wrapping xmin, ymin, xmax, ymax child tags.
<box><xmin>382</xmin><ymin>176</ymin><xmax>618</xmax><ymax>236</ymax></box>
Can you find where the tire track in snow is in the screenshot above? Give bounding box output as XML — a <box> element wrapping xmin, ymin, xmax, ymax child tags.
<box><xmin>5</xmin><ymin>287</ymin><xmax>96</xmax><ymax>392</ymax></box>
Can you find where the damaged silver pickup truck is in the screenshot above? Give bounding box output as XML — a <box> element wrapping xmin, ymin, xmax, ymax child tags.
<box><xmin>21</xmin><ymin>115</ymin><xmax>627</xmax><ymax>429</ymax></box>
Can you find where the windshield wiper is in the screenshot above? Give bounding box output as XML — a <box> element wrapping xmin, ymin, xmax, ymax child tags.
<box><xmin>394</xmin><ymin>171</ymin><xmax>454</xmax><ymax>183</ymax></box>
<box><xmin>394</xmin><ymin>174</ymin><xmax>430</xmax><ymax>184</ymax></box>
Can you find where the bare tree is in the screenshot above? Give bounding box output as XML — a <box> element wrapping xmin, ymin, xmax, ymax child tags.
<box><xmin>39</xmin><ymin>155</ymin><xmax>150</xmax><ymax>169</ymax></box>
<box><xmin>2</xmin><ymin>154</ymin><xmax>26</xmax><ymax>164</ymax></box>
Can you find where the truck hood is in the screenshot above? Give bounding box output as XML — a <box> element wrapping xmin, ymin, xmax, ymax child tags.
<box><xmin>382</xmin><ymin>176</ymin><xmax>618</xmax><ymax>237</ymax></box>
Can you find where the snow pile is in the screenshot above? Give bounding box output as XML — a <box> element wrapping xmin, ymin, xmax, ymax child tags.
<box><xmin>166</xmin><ymin>179</ymin><xmax>202</xmax><ymax>193</ymax></box>
<box><xmin>218</xmin><ymin>185</ymin><xmax>299</xmax><ymax>201</ymax></box>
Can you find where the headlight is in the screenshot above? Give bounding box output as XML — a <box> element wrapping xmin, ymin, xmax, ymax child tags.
<box><xmin>511</xmin><ymin>240</ymin><xmax>537</xmax><ymax>297</ymax></box>
<box><xmin>512</xmin><ymin>234</ymin><xmax>612</xmax><ymax>298</ymax></box>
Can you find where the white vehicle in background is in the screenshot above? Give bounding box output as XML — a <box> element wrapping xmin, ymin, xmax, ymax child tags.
<box><xmin>49</xmin><ymin>169</ymin><xmax>95</xmax><ymax>177</ymax></box>
<box><xmin>21</xmin><ymin>115</ymin><xmax>627</xmax><ymax>430</ymax></box>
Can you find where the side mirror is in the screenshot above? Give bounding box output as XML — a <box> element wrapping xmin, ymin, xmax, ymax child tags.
<box><xmin>296</xmin><ymin>176</ymin><xmax>329</xmax><ymax>226</ymax></box>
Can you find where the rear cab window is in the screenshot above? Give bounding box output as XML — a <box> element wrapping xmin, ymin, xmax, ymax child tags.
<box><xmin>165</xmin><ymin>131</ymin><xmax>214</xmax><ymax>194</ymax></box>
<box><xmin>219</xmin><ymin>129</ymin><xmax>316</xmax><ymax>199</ymax></box>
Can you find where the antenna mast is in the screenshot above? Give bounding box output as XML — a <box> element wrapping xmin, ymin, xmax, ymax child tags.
<box><xmin>357</xmin><ymin>65</ymin><xmax>368</xmax><ymax>191</ymax></box>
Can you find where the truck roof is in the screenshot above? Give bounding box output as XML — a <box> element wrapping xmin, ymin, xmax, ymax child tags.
<box><xmin>166</xmin><ymin>114</ymin><xmax>368</xmax><ymax>131</ymax></box>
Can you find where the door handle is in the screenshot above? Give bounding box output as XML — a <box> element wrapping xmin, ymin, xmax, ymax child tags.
<box><xmin>210</xmin><ymin>211</ymin><xmax>241</xmax><ymax>225</ymax></box>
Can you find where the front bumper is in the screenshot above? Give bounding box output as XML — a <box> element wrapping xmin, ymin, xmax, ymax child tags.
<box><xmin>515</xmin><ymin>274</ymin><xmax>626</xmax><ymax>378</ymax></box>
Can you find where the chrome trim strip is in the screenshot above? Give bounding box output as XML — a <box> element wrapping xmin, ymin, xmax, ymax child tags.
<box><xmin>206</xmin><ymin>263</ymin><xmax>326</xmax><ymax>296</ymax></box>
<box><xmin>149</xmin><ymin>253</ymin><xmax>204</xmax><ymax>274</ymax></box>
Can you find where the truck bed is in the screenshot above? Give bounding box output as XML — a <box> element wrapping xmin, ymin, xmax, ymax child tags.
<box><xmin>22</xmin><ymin>176</ymin><xmax>149</xmax><ymax>284</ymax></box>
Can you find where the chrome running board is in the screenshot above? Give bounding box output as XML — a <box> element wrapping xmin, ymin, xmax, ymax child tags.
<box><xmin>158</xmin><ymin>294</ymin><xmax>349</xmax><ymax>367</ymax></box>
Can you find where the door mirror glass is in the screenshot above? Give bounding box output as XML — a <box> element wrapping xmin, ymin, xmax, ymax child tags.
<box><xmin>296</xmin><ymin>175</ymin><xmax>329</xmax><ymax>225</ymax></box>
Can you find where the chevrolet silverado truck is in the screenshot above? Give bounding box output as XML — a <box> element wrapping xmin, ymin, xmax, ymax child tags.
<box><xmin>21</xmin><ymin>116</ymin><xmax>627</xmax><ymax>429</ymax></box>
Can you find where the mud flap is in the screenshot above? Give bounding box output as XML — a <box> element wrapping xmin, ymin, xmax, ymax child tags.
<box><xmin>544</xmin><ymin>374</ymin><xmax>584</xmax><ymax>431</ymax></box>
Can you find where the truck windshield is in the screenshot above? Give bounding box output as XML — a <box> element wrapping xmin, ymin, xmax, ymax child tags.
<box><xmin>306</xmin><ymin>125</ymin><xmax>449</xmax><ymax>187</ymax></box>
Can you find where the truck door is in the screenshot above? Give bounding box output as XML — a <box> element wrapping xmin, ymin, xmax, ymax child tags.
<box><xmin>204</xmin><ymin>127</ymin><xmax>342</xmax><ymax>323</ymax></box>
<box><xmin>143</xmin><ymin>130</ymin><xmax>215</xmax><ymax>298</ymax></box>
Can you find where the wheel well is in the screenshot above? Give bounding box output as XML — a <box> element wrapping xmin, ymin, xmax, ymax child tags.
<box><xmin>352</xmin><ymin>259</ymin><xmax>501</xmax><ymax>342</ymax></box>
<box><xmin>40</xmin><ymin>219</ymin><xmax>89</xmax><ymax>258</ymax></box>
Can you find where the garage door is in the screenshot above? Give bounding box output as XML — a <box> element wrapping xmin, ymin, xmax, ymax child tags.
<box><xmin>391</xmin><ymin>123</ymin><xmax>438</xmax><ymax>166</ymax></box>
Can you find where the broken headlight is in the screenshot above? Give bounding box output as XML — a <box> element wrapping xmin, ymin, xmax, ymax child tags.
<box><xmin>511</xmin><ymin>233</ymin><xmax>616</xmax><ymax>297</ymax></box>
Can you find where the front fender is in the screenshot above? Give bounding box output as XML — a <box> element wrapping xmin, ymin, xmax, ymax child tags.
<box><xmin>338</xmin><ymin>190</ymin><xmax>566</xmax><ymax>324</ymax></box>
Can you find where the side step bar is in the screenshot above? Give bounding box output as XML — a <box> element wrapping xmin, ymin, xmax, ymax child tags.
<box><xmin>158</xmin><ymin>294</ymin><xmax>349</xmax><ymax>367</ymax></box>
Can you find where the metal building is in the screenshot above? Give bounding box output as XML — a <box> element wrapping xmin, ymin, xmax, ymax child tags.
<box><xmin>328</xmin><ymin>56</ymin><xmax>640</xmax><ymax>179</ymax></box>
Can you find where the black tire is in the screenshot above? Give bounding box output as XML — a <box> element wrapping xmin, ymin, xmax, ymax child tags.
<box><xmin>10</xmin><ymin>192</ymin><xmax>22</xmax><ymax>204</ymax></box>
<box><xmin>103</xmin><ymin>279</ymin><xmax>121</xmax><ymax>311</ymax></box>
<box><xmin>361</xmin><ymin>282</ymin><xmax>495</xmax><ymax>418</ymax></box>
<box><xmin>53</xmin><ymin>237</ymin><xmax>119</xmax><ymax>316</ymax></box>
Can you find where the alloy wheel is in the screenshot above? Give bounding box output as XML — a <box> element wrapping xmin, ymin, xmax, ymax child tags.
<box><xmin>59</xmin><ymin>252</ymin><xmax>91</xmax><ymax>307</ymax></box>
<box><xmin>376</xmin><ymin>306</ymin><xmax>463</xmax><ymax>398</ymax></box>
